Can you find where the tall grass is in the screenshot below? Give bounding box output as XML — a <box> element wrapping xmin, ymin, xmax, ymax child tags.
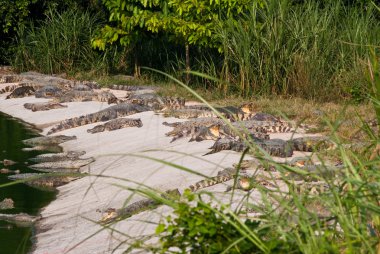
<box><xmin>11</xmin><ymin>8</ymin><xmax>120</xmax><ymax>75</ymax></box>
<box><xmin>216</xmin><ymin>0</ymin><xmax>380</xmax><ymax>100</ymax></box>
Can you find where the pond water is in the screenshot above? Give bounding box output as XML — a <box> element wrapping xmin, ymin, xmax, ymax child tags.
<box><xmin>0</xmin><ymin>112</ymin><xmax>56</xmax><ymax>254</ymax></box>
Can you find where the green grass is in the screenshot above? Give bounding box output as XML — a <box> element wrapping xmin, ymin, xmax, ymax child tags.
<box><xmin>11</xmin><ymin>7</ymin><xmax>120</xmax><ymax>75</ymax></box>
<box><xmin>213</xmin><ymin>0</ymin><xmax>380</xmax><ymax>100</ymax></box>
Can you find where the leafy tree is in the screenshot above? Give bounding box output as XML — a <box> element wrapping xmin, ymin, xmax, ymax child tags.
<box><xmin>93</xmin><ymin>0</ymin><xmax>263</xmax><ymax>79</ymax></box>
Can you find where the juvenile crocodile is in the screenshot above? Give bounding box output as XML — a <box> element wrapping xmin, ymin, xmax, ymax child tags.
<box><xmin>5</xmin><ymin>85</ymin><xmax>36</xmax><ymax>99</ymax></box>
<box><xmin>47</xmin><ymin>103</ymin><xmax>149</xmax><ymax>135</ymax></box>
<box><xmin>129</xmin><ymin>93</ymin><xmax>185</xmax><ymax>110</ymax></box>
<box><xmin>289</xmin><ymin>136</ymin><xmax>337</xmax><ymax>152</ymax></box>
<box><xmin>0</xmin><ymin>198</ymin><xmax>14</xmax><ymax>210</ymax></box>
<box><xmin>72</xmin><ymin>83</ymin><xmax>92</xmax><ymax>91</ymax></box>
<box><xmin>0</xmin><ymin>213</ymin><xmax>40</xmax><ymax>227</ymax></box>
<box><xmin>24</xmin><ymin>102</ymin><xmax>67</xmax><ymax>112</ymax></box>
<box><xmin>8</xmin><ymin>173</ymin><xmax>83</xmax><ymax>189</ymax></box>
<box><xmin>34</xmin><ymin>85</ymin><xmax>63</xmax><ymax>98</ymax></box>
<box><xmin>54</xmin><ymin>90</ymin><xmax>118</xmax><ymax>104</ymax></box>
<box><xmin>99</xmin><ymin>189</ymin><xmax>180</xmax><ymax>224</ymax></box>
<box><xmin>22</xmin><ymin>145</ymin><xmax>63</xmax><ymax>153</ymax></box>
<box><xmin>30</xmin><ymin>151</ymin><xmax>86</xmax><ymax>163</ymax></box>
<box><xmin>23</xmin><ymin>135</ymin><xmax>76</xmax><ymax>146</ymax></box>
<box><xmin>0</xmin><ymin>168</ymin><xmax>20</xmax><ymax>174</ymax></box>
<box><xmin>187</xmin><ymin>168</ymin><xmax>240</xmax><ymax>192</ymax></box>
<box><xmin>87</xmin><ymin>118</ymin><xmax>143</xmax><ymax>134</ymax></box>
<box><xmin>205</xmin><ymin>138</ymin><xmax>294</xmax><ymax>157</ymax></box>
<box><xmin>188</xmin><ymin>124</ymin><xmax>270</xmax><ymax>142</ymax></box>
<box><xmin>164</xmin><ymin>118</ymin><xmax>226</xmax><ymax>142</ymax></box>
<box><xmin>160</xmin><ymin>106</ymin><xmax>253</xmax><ymax>121</ymax></box>
<box><xmin>0</xmin><ymin>74</ymin><xmax>23</xmax><ymax>84</ymax></box>
<box><xmin>108</xmin><ymin>84</ymin><xmax>158</xmax><ymax>91</ymax></box>
<box><xmin>29</xmin><ymin>157</ymin><xmax>94</xmax><ymax>170</ymax></box>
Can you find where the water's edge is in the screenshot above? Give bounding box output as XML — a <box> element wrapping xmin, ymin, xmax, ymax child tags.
<box><xmin>0</xmin><ymin>112</ymin><xmax>57</xmax><ymax>254</ymax></box>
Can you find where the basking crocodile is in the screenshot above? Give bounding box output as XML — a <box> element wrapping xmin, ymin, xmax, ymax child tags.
<box><xmin>0</xmin><ymin>168</ymin><xmax>20</xmax><ymax>174</ymax></box>
<box><xmin>8</xmin><ymin>173</ymin><xmax>83</xmax><ymax>189</ymax></box>
<box><xmin>54</xmin><ymin>90</ymin><xmax>118</xmax><ymax>104</ymax></box>
<box><xmin>5</xmin><ymin>85</ymin><xmax>36</xmax><ymax>99</ymax></box>
<box><xmin>0</xmin><ymin>74</ymin><xmax>23</xmax><ymax>84</ymax></box>
<box><xmin>188</xmin><ymin>168</ymin><xmax>241</xmax><ymax>192</ymax></box>
<box><xmin>99</xmin><ymin>189</ymin><xmax>181</xmax><ymax>224</ymax></box>
<box><xmin>129</xmin><ymin>93</ymin><xmax>185</xmax><ymax>111</ymax></box>
<box><xmin>289</xmin><ymin>136</ymin><xmax>336</xmax><ymax>152</ymax></box>
<box><xmin>0</xmin><ymin>213</ymin><xmax>40</xmax><ymax>227</ymax></box>
<box><xmin>164</xmin><ymin>118</ymin><xmax>226</xmax><ymax>142</ymax></box>
<box><xmin>23</xmin><ymin>135</ymin><xmax>76</xmax><ymax>146</ymax></box>
<box><xmin>87</xmin><ymin>118</ymin><xmax>143</xmax><ymax>134</ymax></box>
<box><xmin>30</xmin><ymin>151</ymin><xmax>86</xmax><ymax>163</ymax></box>
<box><xmin>188</xmin><ymin>124</ymin><xmax>270</xmax><ymax>142</ymax></box>
<box><xmin>47</xmin><ymin>103</ymin><xmax>150</xmax><ymax>135</ymax></box>
<box><xmin>24</xmin><ymin>102</ymin><xmax>67</xmax><ymax>112</ymax></box>
<box><xmin>29</xmin><ymin>157</ymin><xmax>94</xmax><ymax>170</ymax></box>
<box><xmin>22</xmin><ymin>145</ymin><xmax>63</xmax><ymax>153</ymax></box>
<box><xmin>108</xmin><ymin>84</ymin><xmax>158</xmax><ymax>91</ymax></box>
<box><xmin>34</xmin><ymin>85</ymin><xmax>63</xmax><ymax>98</ymax></box>
<box><xmin>160</xmin><ymin>106</ymin><xmax>252</xmax><ymax>121</ymax></box>
<box><xmin>205</xmin><ymin>138</ymin><xmax>294</xmax><ymax>157</ymax></box>
<box><xmin>0</xmin><ymin>198</ymin><xmax>14</xmax><ymax>210</ymax></box>
<box><xmin>2</xmin><ymin>159</ymin><xmax>16</xmax><ymax>166</ymax></box>
<box><xmin>72</xmin><ymin>83</ymin><xmax>92</xmax><ymax>91</ymax></box>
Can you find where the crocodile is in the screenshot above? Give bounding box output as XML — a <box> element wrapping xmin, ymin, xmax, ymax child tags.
<box><xmin>164</xmin><ymin>118</ymin><xmax>226</xmax><ymax>142</ymax></box>
<box><xmin>0</xmin><ymin>213</ymin><xmax>40</xmax><ymax>227</ymax></box>
<box><xmin>289</xmin><ymin>136</ymin><xmax>337</xmax><ymax>152</ymax></box>
<box><xmin>188</xmin><ymin>168</ymin><xmax>240</xmax><ymax>192</ymax></box>
<box><xmin>34</xmin><ymin>85</ymin><xmax>63</xmax><ymax>98</ymax></box>
<box><xmin>47</xmin><ymin>103</ymin><xmax>150</xmax><ymax>135</ymax></box>
<box><xmin>0</xmin><ymin>198</ymin><xmax>14</xmax><ymax>210</ymax></box>
<box><xmin>0</xmin><ymin>168</ymin><xmax>20</xmax><ymax>174</ymax></box>
<box><xmin>87</xmin><ymin>118</ymin><xmax>143</xmax><ymax>134</ymax></box>
<box><xmin>2</xmin><ymin>159</ymin><xmax>16</xmax><ymax>166</ymax></box>
<box><xmin>23</xmin><ymin>135</ymin><xmax>77</xmax><ymax>146</ymax></box>
<box><xmin>129</xmin><ymin>93</ymin><xmax>185</xmax><ymax>111</ymax></box>
<box><xmin>108</xmin><ymin>84</ymin><xmax>158</xmax><ymax>91</ymax></box>
<box><xmin>30</xmin><ymin>151</ymin><xmax>86</xmax><ymax>163</ymax></box>
<box><xmin>72</xmin><ymin>83</ymin><xmax>92</xmax><ymax>91</ymax></box>
<box><xmin>24</xmin><ymin>102</ymin><xmax>67</xmax><ymax>112</ymax></box>
<box><xmin>5</xmin><ymin>85</ymin><xmax>36</xmax><ymax>99</ymax></box>
<box><xmin>29</xmin><ymin>157</ymin><xmax>94</xmax><ymax>170</ymax></box>
<box><xmin>99</xmin><ymin>189</ymin><xmax>181</xmax><ymax>224</ymax></box>
<box><xmin>0</xmin><ymin>74</ymin><xmax>23</xmax><ymax>84</ymax></box>
<box><xmin>160</xmin><ymin>106</ymin><xmax>253</xmax><ymax>121</ymax></box>
<box><xmin>188</xmin><ymin>124</ymin><xmax>270</xmax><ymax>142</ymax></box>
<box><xmin>54</xmin><ymin>90</ymin><xmax>118</xmax><ymax>104</ymax></box>
<box><xmin>205</xmin><ymin>138</ymin><xmax>294</xmax><ymax>157</ymax></box>
<box><xmin>8</xmin><ymin>173</ymin><xmax>83</xmax><ymax>189</ymax></box>
<box><xmin>22</xmin><ymin>145</ymin><xmax>63</xmax><ymax>153</ymax></box>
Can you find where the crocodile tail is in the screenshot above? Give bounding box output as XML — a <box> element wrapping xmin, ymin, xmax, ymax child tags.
<box><xmin>0</xmin><ymin>85</ymin><xmax>17</xmax><ymax>94</ymax></box>
<box><xmin>189</xmin><ymin>175</ymin><xmax>232</xmax><ymax>192</ymax></box>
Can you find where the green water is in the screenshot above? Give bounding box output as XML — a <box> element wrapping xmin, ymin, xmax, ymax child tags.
<box><xmin>0</xmin><ymin>112</ymin><xmax>56</xmax><ymax>254</ymax></box>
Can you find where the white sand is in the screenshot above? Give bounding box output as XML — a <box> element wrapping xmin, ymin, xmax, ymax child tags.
<box><xmin>0</xmin><ymin>92</ymin><xmax>314</xmax><ymax>254</ymax></box>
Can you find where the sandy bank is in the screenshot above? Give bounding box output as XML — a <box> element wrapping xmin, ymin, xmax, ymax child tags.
<box><xmin>0</xmin><ymin>93</ymin><xmax>312</xmax><ymax>254</ymax></box>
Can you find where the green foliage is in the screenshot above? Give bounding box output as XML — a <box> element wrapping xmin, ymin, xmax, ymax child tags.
<box><xmin>0</xmin><ymin>0</ymin><xmax>36</xmax><ymax>34</ymax></box>
<box><xmin>217</xmin><ymin>0</ymin><xmax>380</xmax><ymax>99</ymax></box>
<box><xmin>11</xmin><ymin>8</ymin><xmax>120</xmax><ymax>74</ymax></box>
<box><xmin>93</xmin><ymin>0</ymin><xmax>264</xmax><ymax>50</ymax></box>
<box><xmin>155</xmin><ymin>191</ymin><xmax>268</xmax><ymax>254</ymax></box>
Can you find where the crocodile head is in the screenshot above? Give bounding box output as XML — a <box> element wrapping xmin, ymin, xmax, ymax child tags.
<box><xmin>238</xmin><ymin>177</ymin><xmax>253</xmax><ymax>191</ymax></box>
<box><xmin>100</xmin><ymin>208</ymin><xmax>118</xmax><ymax>223</ymax></box>
<box><xmin>239</xmin><ymin>102</ymin><xmax>254</xmax><ymax>114</ymax></box>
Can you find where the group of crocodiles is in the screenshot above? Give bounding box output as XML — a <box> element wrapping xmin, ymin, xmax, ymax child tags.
<box><xmin>0</xmin><ymin>71</ymin><xmax>343</xmax><ymax>225</ymax></box>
